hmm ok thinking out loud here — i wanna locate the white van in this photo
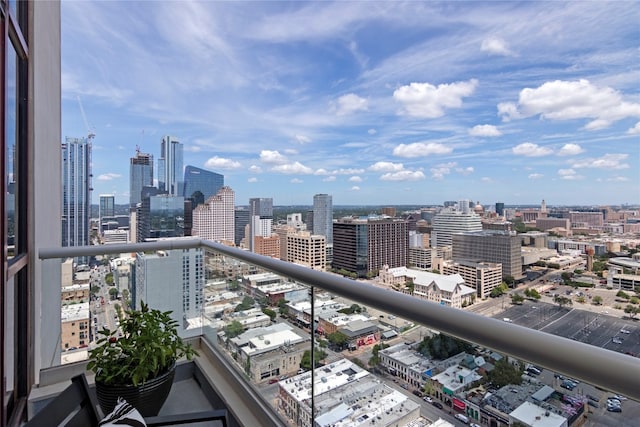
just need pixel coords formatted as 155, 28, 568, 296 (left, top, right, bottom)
454, 413, 469, 424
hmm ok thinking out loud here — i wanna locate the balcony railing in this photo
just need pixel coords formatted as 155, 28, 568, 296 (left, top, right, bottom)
38, 238, 640, 426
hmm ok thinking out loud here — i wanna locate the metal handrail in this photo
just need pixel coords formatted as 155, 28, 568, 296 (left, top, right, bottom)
40, 239, 640, 400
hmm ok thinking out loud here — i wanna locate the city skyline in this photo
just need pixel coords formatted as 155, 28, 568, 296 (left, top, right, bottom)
61, 1, 639, 206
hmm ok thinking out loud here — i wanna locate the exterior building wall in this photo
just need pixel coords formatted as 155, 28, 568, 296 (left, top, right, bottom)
182, 165, 223, 201
254, 235, 280, 258
192, 186, 235, 242
432, 207, 482, 247
452, 231, 522, 279
287, 231, 326, 271
129, 151, 153, 207
441, 260, 502, 299
61, 137, 91, 251
569, 211, 604, 228
313, 194, 333, 244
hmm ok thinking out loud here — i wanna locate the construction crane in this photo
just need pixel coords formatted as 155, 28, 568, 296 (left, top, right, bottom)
76, 95, 95, 141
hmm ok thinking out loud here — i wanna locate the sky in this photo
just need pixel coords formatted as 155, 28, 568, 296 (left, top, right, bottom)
61, 1, 640, 207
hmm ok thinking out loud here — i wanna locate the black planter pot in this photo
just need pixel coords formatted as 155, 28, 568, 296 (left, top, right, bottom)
95, 363, 176, 417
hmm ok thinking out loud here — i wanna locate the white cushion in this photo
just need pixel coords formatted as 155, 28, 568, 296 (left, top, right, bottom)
99, 397, 147, 427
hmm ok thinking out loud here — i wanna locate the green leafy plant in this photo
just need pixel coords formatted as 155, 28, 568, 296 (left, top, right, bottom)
88, 302, 198, 386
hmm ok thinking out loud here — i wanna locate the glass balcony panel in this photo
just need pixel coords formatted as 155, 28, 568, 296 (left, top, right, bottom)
5, 39, 17, 260
4, 275, 15, 406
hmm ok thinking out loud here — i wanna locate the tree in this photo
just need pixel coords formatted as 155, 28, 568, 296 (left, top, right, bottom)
262, 308, 276, 321
616, 290, 630, 299
228, 280, 240, 291
90, 285, 101, 297
277, 298, 289, 316
430, 269, 441, 274
105, 273, 114, 286
576, 296, 586, 304
591, 295, 603, 306
224, 320, 244, 339
487, 359, 523, 388
108, 287, 119, 300
235, 296, 255, 312
326, 331, 349, 350
524, 288, 541, 300
300, 349, 327, 370
630, 296, 639, 305
503, 275, 515, 287
554, 295, 572, 308
511, 293, 525, 305
368, 343, 389, 367
624, 305, 640, 319
417, 333, 473, 360
561, 272, 573, 284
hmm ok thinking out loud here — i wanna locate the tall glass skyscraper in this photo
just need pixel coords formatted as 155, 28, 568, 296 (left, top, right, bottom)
182, 165, 224, 203
313, 193, 333, 244
129, 151, 153, 207
61, 137, 92, 250
158, 136, 183, 196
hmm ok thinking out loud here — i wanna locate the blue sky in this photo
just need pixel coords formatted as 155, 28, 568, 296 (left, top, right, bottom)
61, 1, 640, 207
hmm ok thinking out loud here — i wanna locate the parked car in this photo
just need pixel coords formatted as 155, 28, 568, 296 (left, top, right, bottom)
607, 405, 622, 413
586, 394, 599, 402
423, 396, 433, 403
432, 401, 443, 410
587, 401, 599, 409
412, 390, 422, 397
268, 378, 279, 384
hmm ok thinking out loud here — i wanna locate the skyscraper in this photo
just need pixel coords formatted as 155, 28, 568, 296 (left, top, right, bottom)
332, 217, 408, 278
452, 230, 522, 280
234, 207, 250, 247
182, 165, 224, 203
129, 150, 153, 207
99, 194, 115, 220
313, 194, 333, 244
158, 136, 183, 196
192, 186, 235, 242
61, 137, 92, 250
431, 201, 482, 248
249, 198, 273, 252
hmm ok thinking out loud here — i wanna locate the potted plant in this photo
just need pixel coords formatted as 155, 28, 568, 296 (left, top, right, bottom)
87, 302, 198, 416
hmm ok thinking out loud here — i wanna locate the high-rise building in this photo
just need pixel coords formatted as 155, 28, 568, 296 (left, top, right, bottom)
495, 202, 505, 217
129, 150, 153, 207
333, 217, 408, 278
61, 137, 92, 250
234, 207, 250, 247
182, 165, 224, 203
158, 136, 183, 196
287, 231, 326, 271
431, 201, 482, 248
452, 230, 522, 280
249, 198, 273, 252
135, 247, 204, 332
137, 194, 185, 241
192, 186, 235, 242
99, 194, 115, 222
312, 194, 333, 244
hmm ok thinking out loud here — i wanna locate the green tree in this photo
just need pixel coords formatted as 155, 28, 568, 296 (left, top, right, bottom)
591, 295, 603, 306
576, 296, 586, 304
228, 280, 240, 291
417, 333, 473, 360
105, 273, 114, 286
300, 349, 327, 370
554, 295, 573, 308
487, 359, 524, 388
277, 298, 289, 316
108, 287, 119, 300
262, 308, 276, 321
616, 290, 630, 299
503, 275, 516, 287
561, 272, 573, 284
224, 320, 244, 338
524, 288, 541, 300
368, 343, 389, 367
624, 305, 639, 319
630, 296, 639, 305
511, 293, 525, 305
235, 296, 255, 312
326, 331, 349, 350
90, 285, 101, 297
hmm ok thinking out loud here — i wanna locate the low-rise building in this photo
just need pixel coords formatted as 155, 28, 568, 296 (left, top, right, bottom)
61, 302, 90, 351
379, 343, 436, 389
412, 271, 476, 308
439, 259, 502, 300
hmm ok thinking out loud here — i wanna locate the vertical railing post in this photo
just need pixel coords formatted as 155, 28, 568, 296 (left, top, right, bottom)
310, 285, 315, 425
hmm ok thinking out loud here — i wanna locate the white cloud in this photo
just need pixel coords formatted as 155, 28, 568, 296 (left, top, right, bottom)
322, 176, 336, 182
528, 173, 544, 179
480, 37, 513, 56
393, 142, 452, 158
272, 161, 314, 174
469, 124, 502, 137
627, 122, 640, 134
481, 177, 492, 182
184, 145, 202, 153
571, 153, 629, 170
367, 128, 377, 135
557, 143, 584, 156
248, 165, 262, 173
393, 79, 478, 118
204, 156, 242, 169
350, 186, 360, 191
248, 177, 258, 183
259, 150, 288, 165
557, 168, 583, 180
430, 163, 454, 180
456, 166, 474, 176
368, 161, 404, 172
316, 168, 365, 175
290, 178, 303, 184
512, 142, 553, 157
607, 176, 629, 182
295, 134, 311, 144
498, 79, 640, 129
349, 176, 363, 183
380, 170, 426, 181
333, 93, 368, 116
97, 173, 121, 181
